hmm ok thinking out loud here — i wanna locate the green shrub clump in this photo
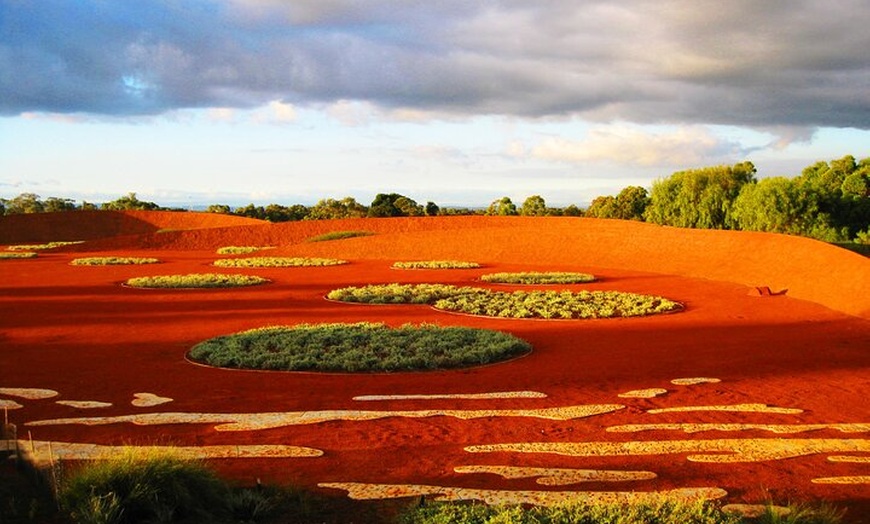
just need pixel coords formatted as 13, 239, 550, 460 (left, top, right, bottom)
434, 290, 681, 319
327, 283, 481, 304
213, 256, 347, 267
59, 449, 229, 524
71, 257, 160, 265
189, 322, 531, 372
0, 251, 38, 259
393, 260, 481, 269
481, 271, 596, 284
7, 241, 83, 250
215, 245, 274, 255
125, 273, 269, 288
307, 230, 374, 242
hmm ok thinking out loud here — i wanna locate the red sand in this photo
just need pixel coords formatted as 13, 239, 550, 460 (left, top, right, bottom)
1, 211, 869, 521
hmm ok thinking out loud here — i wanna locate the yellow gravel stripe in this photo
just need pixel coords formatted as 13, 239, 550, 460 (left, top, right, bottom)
647, 403, 802, 414
353, 391, 547, 401
607, 423, 870, 434
454, 465, 656, 485
0, 388, 59, 399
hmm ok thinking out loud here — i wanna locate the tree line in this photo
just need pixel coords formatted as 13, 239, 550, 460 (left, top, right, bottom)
2, 154, 867, 243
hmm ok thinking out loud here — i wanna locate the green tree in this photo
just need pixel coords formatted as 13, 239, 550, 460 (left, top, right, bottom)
425, 201, 440, 216
519, 195, 548, 216
486, 196, 518, 216
584, 196, 617, 218
393, 196, 424, 216
3, 193, 45, 214
368, 193, 422, 217
43, 197, 78, 212
206, 204, 232, 214
306, 197, 368, 220
561, 204, 583, 217
645, 162, 756, 229
101, 192, 161, 211
234, 204, 265, 219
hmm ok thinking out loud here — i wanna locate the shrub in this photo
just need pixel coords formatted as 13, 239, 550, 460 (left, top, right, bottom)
213, 257, 347, 268
393, 260, 481, 269
70, 257, 160, 265
188, 322, 531, 372
125, 273, 269, 288
215, 246, 274, 255
480, 271, 596, 284
59, 448, 229, 524
307, 231, 374, 242
0, 251, 37, 259
434, 290, 681, 319
7, 241, 83, 250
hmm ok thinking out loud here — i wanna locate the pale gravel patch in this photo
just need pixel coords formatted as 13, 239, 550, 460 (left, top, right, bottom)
607, 423, 870, 434
670, 378, 721, 385
2, 440, 323, 467
0, 400, 23, 410
722, 504, 791, 518
617, 388, 668, 399
647, 403, 802, 414
0, 388, 59, 399
56, 400, 113, 409
318, 482, 726, 506
812, 476, 870, 484
26, 404, 625, 432
131, 393, 173, 407
465, 439, 870, 463
453, 465, 656, 485
353, 391, 547, 401
828, 455, 870, 463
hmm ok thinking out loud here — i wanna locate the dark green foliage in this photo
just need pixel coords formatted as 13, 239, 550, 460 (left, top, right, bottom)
307, 230, 375, 242
480, 271, 595, 284
486, 197, 518, 216
188, 322, 531, 372
305, 197, 368, 220
125, 273, 269, 288
645, 162, 756, 229
100, 192, 162, 211
59, 450, 229, 524
519, 195, 548, 216
369, 193, 424, 217
585, 186, 649, 221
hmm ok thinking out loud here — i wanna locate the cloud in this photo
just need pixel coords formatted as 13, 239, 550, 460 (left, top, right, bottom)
530, 125, 747, 168
2, 1, 869, 128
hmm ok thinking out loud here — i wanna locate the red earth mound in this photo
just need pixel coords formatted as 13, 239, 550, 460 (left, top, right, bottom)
2, 211, 869, 522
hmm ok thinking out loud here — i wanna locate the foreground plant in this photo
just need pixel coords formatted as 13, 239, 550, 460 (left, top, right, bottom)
71, 257, 160, 265
189, 322, 531, 372
481, 271, 596, 284
307, 230, 374, 242
214, 256, 347, 267
393, 260, 481, 269
215, 245, 274, 255
125, 273, 269, 288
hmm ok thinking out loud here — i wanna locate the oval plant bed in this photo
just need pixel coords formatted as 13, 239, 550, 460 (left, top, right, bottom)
480, 271, 596, 284
307, 231, 374, 242
215, 246, 274, 255
71, 257, 160, 265
327, 283, 482, 304
392, 260, 481, 269
125, 273, 269, 289
188, 322, 532, 372
213, 257, 347, 268
434, 290, 682, 319
1, 251, 38, 259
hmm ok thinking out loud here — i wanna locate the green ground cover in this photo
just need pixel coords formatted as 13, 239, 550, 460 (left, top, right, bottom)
125, 273, 269, 288
480, 271, 596, 284
214, 257, 347, 267
393, 260, 481, 269
70, 256, 160, 265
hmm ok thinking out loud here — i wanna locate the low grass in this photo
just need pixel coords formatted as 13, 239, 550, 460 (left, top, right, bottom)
393, 260, 481, 269
215, 245, 274, 255
7, 241, 84, 250
125, 273, 269, 288
214, 256, 348, 268
481, 271, 596, 284
328, 284, 681, 319
59, 448, 229, 524
307, 230, 374, 242
400, 500, 845, 524
0, 251, 38, 259
70, 257, 160, 265
188, 322, 531, 372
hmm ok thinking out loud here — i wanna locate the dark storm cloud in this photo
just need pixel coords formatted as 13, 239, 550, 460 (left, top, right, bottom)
2, 0, 868, 128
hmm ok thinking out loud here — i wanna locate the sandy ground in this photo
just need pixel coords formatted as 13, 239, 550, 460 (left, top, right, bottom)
1, 211, 869, 521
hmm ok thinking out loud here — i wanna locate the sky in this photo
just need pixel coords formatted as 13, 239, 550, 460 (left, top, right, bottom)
1, 1, 869, 208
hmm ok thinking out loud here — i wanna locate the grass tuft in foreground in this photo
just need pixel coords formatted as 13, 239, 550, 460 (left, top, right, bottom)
7, 241, 84, 250
125, 273, 269, 288
0, 251, 38, 259
401, 499, 845, 524
214, 256, 347, 267
307, 230, 374, 242
189, 322, 531, 372
481, 271, 596, 284
71, 257, 160, 265
393, 260, 481, 269
215, 245, 274, 255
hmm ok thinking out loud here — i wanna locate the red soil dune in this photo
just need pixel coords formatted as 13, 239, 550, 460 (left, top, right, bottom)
2, 211, 869, 522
